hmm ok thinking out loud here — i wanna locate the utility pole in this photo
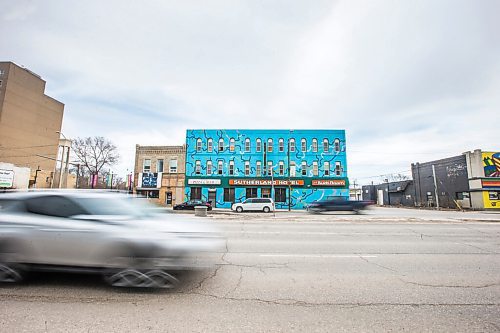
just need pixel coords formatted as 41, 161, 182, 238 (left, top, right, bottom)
432, 164, 440, 209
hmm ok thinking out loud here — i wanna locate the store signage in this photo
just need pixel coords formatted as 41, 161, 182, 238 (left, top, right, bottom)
141, 172, 161, 188
312, 179, 346, 187
0, 169, 14, 188
188, 179, 221, 185
482, 180, 500, 188
229, 179, 304, 186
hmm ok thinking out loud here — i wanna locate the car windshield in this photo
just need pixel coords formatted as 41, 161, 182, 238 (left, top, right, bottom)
77, 197, 154, 217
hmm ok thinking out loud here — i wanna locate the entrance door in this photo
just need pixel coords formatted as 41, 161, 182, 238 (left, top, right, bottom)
377, 189, 384, 205
208, 190, 216, 207
262, 188, 271, 198
166, 192, 173, 205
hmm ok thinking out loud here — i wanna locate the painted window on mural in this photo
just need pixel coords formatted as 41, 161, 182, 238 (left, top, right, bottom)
312, 161, 318, 176
312, 139, 318, 152
207, 139, 213, 152
218, 161, 223, 175
256, 139, 262, 152
230, 138, 235, 152
289, 139, 295, 152
267, 139, 273, 152
268, 161, 273, 175
195, 160, 201, 175
245, 161, 250, 176
245, 138, 250, 152
207, 161, 212, 175
290, 161, 296, 177
219, 139, 224, 152
279, 138, 284, 152
324, 161, 330, 176
334, 139, 340, 152
256, 161, 262, 176
301, 161, 307, 176
301, 139, 307, 152
196, 139, 202, 152
229, 160, 234, 175
335, 161, 342, 176
323, 139, 329, 153
279, 161, 284, 176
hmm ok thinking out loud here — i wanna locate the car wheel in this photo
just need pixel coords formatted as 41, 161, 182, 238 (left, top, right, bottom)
263, 206, 270, 213
236, 206, 243, 213
103, 269, 179, 288
0, 263, 24, 283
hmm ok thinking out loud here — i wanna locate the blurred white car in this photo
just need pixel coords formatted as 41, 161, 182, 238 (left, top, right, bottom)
0, 191, 223, 288
231, 198, 274, 213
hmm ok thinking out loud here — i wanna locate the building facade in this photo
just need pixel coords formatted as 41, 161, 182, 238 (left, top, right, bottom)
0, 62, 64, 188
362, 180, 415, 207
134, 145, 186, 206
184, 129, 348, 210
464, 149, 500, 210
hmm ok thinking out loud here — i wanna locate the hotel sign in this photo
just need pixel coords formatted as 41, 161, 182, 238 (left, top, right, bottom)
229, 179, 304, 186
312, 179, 346, 187
188, 179, 222, 185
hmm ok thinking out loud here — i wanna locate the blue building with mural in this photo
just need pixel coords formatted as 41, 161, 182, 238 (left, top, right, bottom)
184, 129, 348, 210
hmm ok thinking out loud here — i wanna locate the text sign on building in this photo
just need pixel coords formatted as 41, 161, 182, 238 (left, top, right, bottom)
229, 179, 304, 186
0, 169, 14, 188
141, 172, 161, 188
188, 179, 222, 185
312, 179, 346, 187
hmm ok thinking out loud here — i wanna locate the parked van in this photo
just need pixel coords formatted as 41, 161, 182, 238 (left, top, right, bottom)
231, 198, 274, 213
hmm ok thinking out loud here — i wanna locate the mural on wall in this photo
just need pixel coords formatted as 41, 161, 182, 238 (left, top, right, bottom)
483, 152, 500, 177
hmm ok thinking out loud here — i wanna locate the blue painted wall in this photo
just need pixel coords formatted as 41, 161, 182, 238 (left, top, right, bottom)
185, 129, 348, 209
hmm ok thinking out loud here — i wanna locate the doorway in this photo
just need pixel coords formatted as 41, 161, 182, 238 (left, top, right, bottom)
208, 189, 216, 207
262, 188, 271, 198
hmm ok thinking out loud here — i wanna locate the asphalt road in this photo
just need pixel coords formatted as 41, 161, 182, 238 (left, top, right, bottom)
1, 209, 499, 332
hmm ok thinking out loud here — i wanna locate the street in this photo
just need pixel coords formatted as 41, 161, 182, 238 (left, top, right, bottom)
1, 208, 499, 332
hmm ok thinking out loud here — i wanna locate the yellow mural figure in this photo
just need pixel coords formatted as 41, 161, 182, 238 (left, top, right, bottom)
483, 152, 500, 177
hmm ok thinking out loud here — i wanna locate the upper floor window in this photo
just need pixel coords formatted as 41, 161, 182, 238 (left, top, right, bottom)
245, 161, 250, 176
312, 161, 318, 176
268, 161, 273, 175
279, 161, 284, 176
256, 161, 262, 176
218, 139, 224, 152
335, 161, 342, 176
169, 159, 177, 173
245, 138, 250, 152
157, 159, 164, 173
196, 139, 202, 152
301, 161, 307, 176
207, 139, 213, 152
256, 139, 262, 152
229, 160, 234, 175
267, 139, 273, 152
301, 139, 307, 152
323, 139, 329, 153
143, 159, 151, 173
278, 138, 284, 152
195, 160, 201, 175
334, 139, 340, 152
289, 139, 295, 152
312, 139, 318, 152
324, 161, 330, 176
230, 138, 235, 152
218, 161, 223, 175
207, 160, 212, 175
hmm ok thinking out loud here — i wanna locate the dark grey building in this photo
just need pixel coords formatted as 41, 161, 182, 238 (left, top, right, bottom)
362, 180, 415, 206
411, 155, 469, 209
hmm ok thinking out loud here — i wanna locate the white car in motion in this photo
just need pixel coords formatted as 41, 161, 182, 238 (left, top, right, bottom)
231, 198, 275, 213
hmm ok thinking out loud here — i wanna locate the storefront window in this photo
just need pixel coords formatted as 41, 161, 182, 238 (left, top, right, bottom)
246, 188, 258, 198
275, 188, 287, 202
190, 187, 202, 200
224, 188, 235, 202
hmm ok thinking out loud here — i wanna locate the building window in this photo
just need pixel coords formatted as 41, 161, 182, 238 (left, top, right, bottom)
312, 161, 318, 176
279, 138, 284, 152
245, 161, 250, 176
196, 139, 202, 152
224, 188, 235, 203
279, 161, 284, 176
256, 139, 262, 152
229, 160, 234, 175
218, 161, 223, 175
323, 139, 329, 153
230, 138, 235, 152
190, 187, 202, 200
335, 161, 342, 176
290, 161, 296, 177
156, 159, 164, 172
268, 161, 273, 175
246, 188, 258, 198
143, 159, 151, 172
334, 139, 340, 152
275, 188, 287, 203
312, 139, 318, 152
207, 161, 212, 175
195, 160, 201, 175
267, 139, 273, 152
219, 139, 224, 152
256, 161, 262, 176
324, 161, 330, 176
207, 139, 213, 152
301, 139, 307, 152
169, 159, 177, 173
245, 138, 250, 152
301, 161, 307, 176
289, 139, 295, 152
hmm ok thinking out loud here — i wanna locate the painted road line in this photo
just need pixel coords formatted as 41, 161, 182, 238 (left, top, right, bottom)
259, 254, 378, 258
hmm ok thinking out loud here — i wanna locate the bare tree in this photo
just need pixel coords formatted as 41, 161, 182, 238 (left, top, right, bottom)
72, 137, 119, 188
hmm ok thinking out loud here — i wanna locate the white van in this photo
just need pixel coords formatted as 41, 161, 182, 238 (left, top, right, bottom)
231, 198, 275, 213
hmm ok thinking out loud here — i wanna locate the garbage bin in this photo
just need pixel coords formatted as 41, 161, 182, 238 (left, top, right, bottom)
194, 206, 208, 217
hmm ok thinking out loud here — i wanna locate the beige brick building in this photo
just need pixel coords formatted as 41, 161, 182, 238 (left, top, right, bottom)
134, 145, 186, 206
0, 62, 64, 188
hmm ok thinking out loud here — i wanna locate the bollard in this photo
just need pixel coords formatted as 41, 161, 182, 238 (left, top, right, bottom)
194, 206, 208, 217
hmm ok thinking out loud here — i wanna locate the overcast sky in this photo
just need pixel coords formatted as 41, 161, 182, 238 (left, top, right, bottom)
1, 0, 499, 184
